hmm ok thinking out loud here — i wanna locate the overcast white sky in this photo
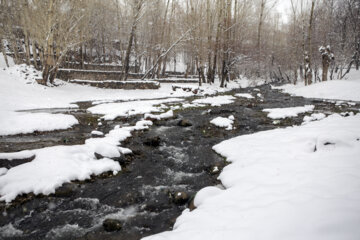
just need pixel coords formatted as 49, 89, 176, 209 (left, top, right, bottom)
275, 0, 293, 23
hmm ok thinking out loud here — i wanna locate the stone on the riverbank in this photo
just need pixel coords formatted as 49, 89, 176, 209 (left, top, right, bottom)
178, 119, 193, 127
53, 183, 75, 198
102, 219, 123, 232
173, 191, 189, 205
143, 136, 161, 147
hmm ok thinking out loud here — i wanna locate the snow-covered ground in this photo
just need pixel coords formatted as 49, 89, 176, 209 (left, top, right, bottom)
144, 70, 360, 240
275, 70, 360, 101
2, 52, 360, 239
145, 113, 360, 240
0, 112, 78, 135
0, 63, 242, 135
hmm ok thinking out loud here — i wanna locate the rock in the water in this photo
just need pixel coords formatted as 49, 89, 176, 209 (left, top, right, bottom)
94, 152, 104, 160
188, 194, 196, 211
246, 103, 257, 108
210, 165, 220, 175
173, 191, 189, 205
143, 136, 161, 147
178, 119, 192, 127
103, 219, 122, 232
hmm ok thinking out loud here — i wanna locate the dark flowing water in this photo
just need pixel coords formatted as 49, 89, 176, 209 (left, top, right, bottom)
0, 85, 358, 240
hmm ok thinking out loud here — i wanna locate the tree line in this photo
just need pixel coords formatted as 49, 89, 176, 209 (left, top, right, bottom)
0, 0, 359, 86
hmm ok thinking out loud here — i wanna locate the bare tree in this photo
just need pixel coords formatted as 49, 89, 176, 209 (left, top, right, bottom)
304, 0, 315, 86
123, 0, 146, 81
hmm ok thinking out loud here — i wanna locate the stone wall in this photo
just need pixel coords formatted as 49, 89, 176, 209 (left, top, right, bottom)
57, 69, 143, 81
69, 80, 160, 89
61, 62, 140, 72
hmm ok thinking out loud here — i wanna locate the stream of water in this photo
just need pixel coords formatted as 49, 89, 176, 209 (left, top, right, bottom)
0, 85, 358, 240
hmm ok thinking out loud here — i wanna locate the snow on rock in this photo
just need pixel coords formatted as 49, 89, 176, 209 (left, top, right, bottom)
303, 113, 326, 124
235, 93, 254, 99
210, 115, 235, 130
0, 112, 78, 136
0, 120, 153, 203
193, 186, 223, 207
91, 130, 104, 136
118, 147, 133, 155
145, 110, 174, 120
145, 114, 360, 240
274, 70, 360, 101
341, 112, 355, 117
181, 102, 206, 109
88, 98, 183, 121
192, 95, 236, 107
263, 105, 315, 119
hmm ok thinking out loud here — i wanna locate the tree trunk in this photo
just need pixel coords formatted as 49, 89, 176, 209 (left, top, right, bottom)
294, 68, 298, 85
80, 44, 84, 69
257, 0, 265, 77
220, 0, 231, 88
9, 37, 20, 64
0, 38, 9, 68
206, 0, 213, 83
305, 0, 315, 86
173, 57, 176, 72
123, 26, 136, 80
211, 0, 224, 84
123, 1, 143, 80
24, 31, 31, 65
32, 40, 39, 69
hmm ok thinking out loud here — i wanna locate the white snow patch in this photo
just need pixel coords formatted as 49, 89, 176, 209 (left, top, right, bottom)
0, 120, 153, 203
192, 95, 236, 107
145, 110, 174, 120
263, 105, 315, 119
91, 130, 104, 136
88, 98, 182, 121
303, 113, 326, 124
118, 147, 133, 155
210, 116, 235, 130
0, 150, 34, 160
274, 70, 360, 101
235, 93, 254, 99
0, 112, 78, 136
145, 114, 360, 240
